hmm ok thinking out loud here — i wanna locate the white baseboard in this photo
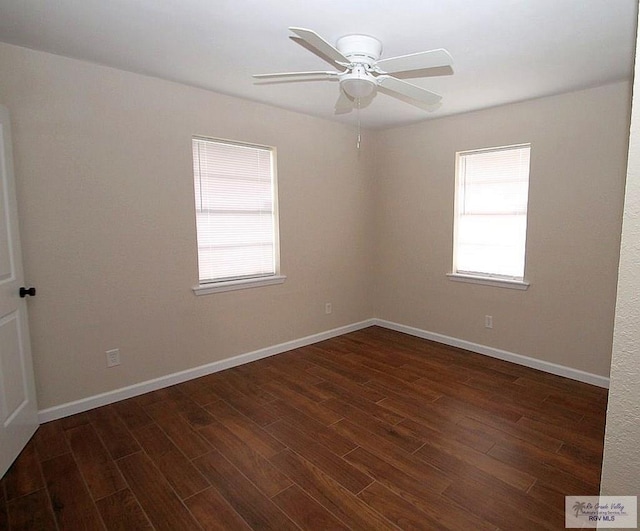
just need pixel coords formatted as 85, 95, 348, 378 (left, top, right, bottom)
38, 319, 376, 423
373, 319, 610, 389
38, 316, 609, 423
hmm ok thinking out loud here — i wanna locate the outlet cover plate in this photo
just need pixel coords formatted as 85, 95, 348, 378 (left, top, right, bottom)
106, 348, 120, 368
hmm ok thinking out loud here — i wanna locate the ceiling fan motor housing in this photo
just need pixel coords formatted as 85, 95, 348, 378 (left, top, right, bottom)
336, 34, 383, 65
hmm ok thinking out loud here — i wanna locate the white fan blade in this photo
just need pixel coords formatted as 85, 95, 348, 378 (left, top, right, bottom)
377, 75, 442, 106
289, 27, 349, 64
376, 49, 453, 74
335, 91, 354, 114
253, 71, 339, 82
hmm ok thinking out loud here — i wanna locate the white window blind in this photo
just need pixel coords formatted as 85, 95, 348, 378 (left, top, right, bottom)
453, 144, 531, 280
192, 137, 278, 284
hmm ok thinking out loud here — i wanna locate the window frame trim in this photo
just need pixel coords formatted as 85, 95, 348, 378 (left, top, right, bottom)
191, 135, 283, 294
451, 142, 532, 286
446, 272, 529, 290
193, 274, 287, 295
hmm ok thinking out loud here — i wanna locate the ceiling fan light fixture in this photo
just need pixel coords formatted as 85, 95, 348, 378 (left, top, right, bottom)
341, 77, 376, 99
340, 64, 376, 99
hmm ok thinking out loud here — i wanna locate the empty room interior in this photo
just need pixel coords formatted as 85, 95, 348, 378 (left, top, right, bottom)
1, 1, 639, 529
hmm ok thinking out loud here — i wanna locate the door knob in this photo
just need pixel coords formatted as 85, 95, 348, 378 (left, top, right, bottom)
19, 286, 36, 298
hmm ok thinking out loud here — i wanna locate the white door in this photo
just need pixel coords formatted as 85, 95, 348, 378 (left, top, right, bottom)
0, 105, 38, 477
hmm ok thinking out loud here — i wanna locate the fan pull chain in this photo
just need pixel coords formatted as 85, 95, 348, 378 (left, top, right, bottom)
356, 99, 361, 150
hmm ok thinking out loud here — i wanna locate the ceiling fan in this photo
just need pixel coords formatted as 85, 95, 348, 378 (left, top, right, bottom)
253, 27, 453, 114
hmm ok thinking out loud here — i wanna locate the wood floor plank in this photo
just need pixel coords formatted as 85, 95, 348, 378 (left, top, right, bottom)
273, 485, 351, 530
268, 399, 357, 456
261, 369, 333, 402
65, 423, 126, 500
212, 390, 283, 427
218, 369, 280, 404
432, 391, 524, 424
194, 450, 298, 531
462, 373, 549, 405
163, 387, 218, 427
376, 394, 463, 434
269, 449, 398, 530
339, 336, 413, 368
456, 414, 563, 453
207, 373, 276, 407
260, 362, 325, 389
362, 479, 498, 531
330, 419, 450, 492
33, 422, 70, 462
111, 397, 154, 431
95, 488, 153, 530
397, 358, 475, 384
398, 416, 495, 454
317, 381, 407, 425
151, 412, 212, 459
0, 479, 7, 530
306, 364, 388, 403
40, 453, 105, 530
184, 487, 252, 531
3, 441, 44, 501
58, 412, 91, 431
177, 377, 222, 407
259, 380, 344, 426
514, 374, 608, 403
487, 438, 601, 488
575, 415, 607, 439
527, 481, 591, 517
414, 431, 537, 493
133, 423, 210, 500
345, 351, 424, 383
198, 420, 292, 498
130, 387, 175, 408
144, 394, 215, 429
265, 347, 318, 371
517, 416, 605, 454
304, 349, 371, 384
343, 446, 448, 504
323, 398, 423, 454
443, 474, 564, 530
557, 441, 603, 468
116, 451, 199, 531
266, 419, 374, 494
205, 400, 286, 458
492, 446, 600, 498
5, 489, 57, 531
88, 405, 141, 460
358, 481, 449, 531
359, 328, 458, 366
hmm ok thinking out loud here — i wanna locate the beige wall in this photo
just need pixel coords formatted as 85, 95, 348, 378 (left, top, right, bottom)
372, 82, 630, 377
0, 41, 631, 412
0, 43, 375, 409
600, 7, 640, 501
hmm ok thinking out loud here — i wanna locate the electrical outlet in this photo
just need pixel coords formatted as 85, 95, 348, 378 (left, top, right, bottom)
106, 348, 120, 368
485, 315, 493, 329
325, 302, 332, 315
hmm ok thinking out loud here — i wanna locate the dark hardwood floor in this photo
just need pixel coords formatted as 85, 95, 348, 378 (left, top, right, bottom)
0, 326, 608, 530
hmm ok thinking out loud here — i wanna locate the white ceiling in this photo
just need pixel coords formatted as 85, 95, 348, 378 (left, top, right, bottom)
0, 0, 637, 129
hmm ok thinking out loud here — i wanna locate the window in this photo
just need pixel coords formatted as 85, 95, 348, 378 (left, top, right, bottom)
192, 136, 283, 294
450, 144, 531, 289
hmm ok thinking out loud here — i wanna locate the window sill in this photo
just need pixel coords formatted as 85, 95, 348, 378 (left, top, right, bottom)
193, 275, 286, 295
446, 273, 530, 290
